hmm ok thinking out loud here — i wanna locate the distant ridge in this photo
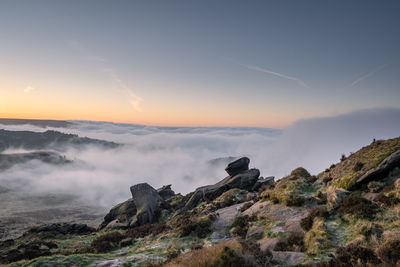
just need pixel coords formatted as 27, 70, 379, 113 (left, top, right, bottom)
0, 118, 72, 128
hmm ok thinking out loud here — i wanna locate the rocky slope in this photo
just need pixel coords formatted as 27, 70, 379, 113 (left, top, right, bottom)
1, 138, 399, 266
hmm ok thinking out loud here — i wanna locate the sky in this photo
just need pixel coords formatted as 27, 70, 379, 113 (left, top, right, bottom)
0, 1, 400, 127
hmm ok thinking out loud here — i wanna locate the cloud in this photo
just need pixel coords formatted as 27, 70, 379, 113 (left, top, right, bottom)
351, 64, 388, 87
227, 58, 309, 88
1, 108, 400, 209
24, 86, 35, 93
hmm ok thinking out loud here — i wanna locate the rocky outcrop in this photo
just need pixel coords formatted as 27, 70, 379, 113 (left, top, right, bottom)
252, 176, 275, 191
99, 199, 137, 230
157, 184, 175, 200
225, 157, 249, 176
351, 150, 400, 190
129, 183, 163, 227
184, 168, 260, 210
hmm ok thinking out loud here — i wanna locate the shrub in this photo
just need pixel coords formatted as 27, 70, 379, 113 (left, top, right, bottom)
275, 232, 305, 252
207, 246, 248, 267
340, 154, 346, 162
91, 231, 125, 253
353, 161, 364, 172
301, 206, 329, 231
338, 195, 378, 219
127, 224, 169, 239
284, 193, 304, 207
322, 176, 332, 184
290, 167, 311, 178
334, 244, 381, 266
179, 214, 217, 238
231, 214, 256, 239
376, 239, 400, 266
239, 239, 273, 266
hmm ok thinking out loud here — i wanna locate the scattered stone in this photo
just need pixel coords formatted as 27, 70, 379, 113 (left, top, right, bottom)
225, 157, 250, 176
258, 237, 280, 252
252, 176, 275, 191
246, 226, 264, 240
184, 168, 260, 210
157, 184, 175, 200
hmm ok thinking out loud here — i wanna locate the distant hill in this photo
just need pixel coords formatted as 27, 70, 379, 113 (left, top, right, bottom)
0, 118, 72, 128
0, 129, 119, 152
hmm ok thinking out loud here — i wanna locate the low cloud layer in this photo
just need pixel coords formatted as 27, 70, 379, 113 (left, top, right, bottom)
1, 108, 400, 209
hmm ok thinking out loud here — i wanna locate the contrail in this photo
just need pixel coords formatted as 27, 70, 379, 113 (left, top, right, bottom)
351, 64, 388, 87
227, 58, 309, 88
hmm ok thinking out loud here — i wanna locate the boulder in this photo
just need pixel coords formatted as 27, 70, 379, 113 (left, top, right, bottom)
225, 157, 250, 176
326, 186, 350, 210
129, 183, 163, 227
252, 176, 275, 191
351, 150, 400, 190
157, 184, 175, 200
99, 199, 137, 230
184, 168, 260, 210
246, 226, 264, 240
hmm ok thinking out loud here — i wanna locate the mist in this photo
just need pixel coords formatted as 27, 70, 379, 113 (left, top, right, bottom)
1, 108, 400, 210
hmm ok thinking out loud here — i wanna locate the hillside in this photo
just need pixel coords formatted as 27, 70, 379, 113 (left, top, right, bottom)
1, 137, 399, 266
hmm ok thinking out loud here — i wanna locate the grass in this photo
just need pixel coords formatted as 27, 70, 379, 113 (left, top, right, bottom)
320, 137, 400, 190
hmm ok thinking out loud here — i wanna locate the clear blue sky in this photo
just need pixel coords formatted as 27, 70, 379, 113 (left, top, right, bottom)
1, 0, 399, 127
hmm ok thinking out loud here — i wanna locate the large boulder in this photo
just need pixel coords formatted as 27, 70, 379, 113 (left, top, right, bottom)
157, 184, 175, 201
351, 150, 400, 190
129, 183, 163, 227
99, 199, 137, 230
225, 157, 250, 177
184, 168, 260, 210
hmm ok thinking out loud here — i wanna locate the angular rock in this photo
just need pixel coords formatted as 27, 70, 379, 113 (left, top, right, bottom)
184, 168, 260, 210
129, 183, 163, 227
352, 150, 400, 190
99, 199, 137, 230
252, 176, 275, 191
225, 157, 250, 176
246, 226, 264, 240
326, 186, 350, 210
157, 184, 175, 201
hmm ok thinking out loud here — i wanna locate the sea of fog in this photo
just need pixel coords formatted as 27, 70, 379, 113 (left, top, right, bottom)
1, 108, 400, 208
